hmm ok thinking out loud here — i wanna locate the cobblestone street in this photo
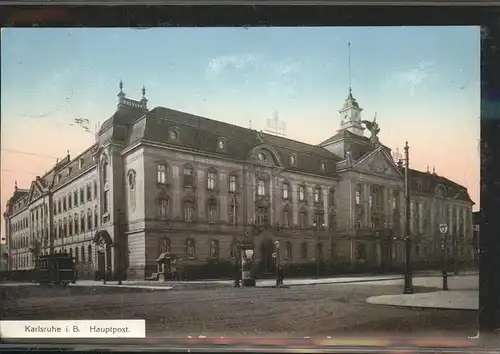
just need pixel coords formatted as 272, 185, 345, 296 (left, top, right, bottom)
1, 281, 477, 338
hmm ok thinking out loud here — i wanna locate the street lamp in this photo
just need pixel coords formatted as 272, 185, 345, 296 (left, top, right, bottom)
439, 223, 449, 291
403, 141, 414, 294
274, 240, 280, 287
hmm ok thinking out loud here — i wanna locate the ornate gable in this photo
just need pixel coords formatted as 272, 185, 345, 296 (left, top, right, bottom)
27, 180, 44, 203
352, 148, 402, 179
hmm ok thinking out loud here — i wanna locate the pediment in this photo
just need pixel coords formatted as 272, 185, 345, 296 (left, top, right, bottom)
353, 148, 402, 178
28, 180, 44, 202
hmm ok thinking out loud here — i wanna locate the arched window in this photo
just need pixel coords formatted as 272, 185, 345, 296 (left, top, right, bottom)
313, 186, 321, 204
87, 244, 92, 263
186, 238, 195, 258
63, 217, 67, 237
87, 183, 92, 201
81, 246, 85, 263
184, 203, 194, 222
93, 180, 97, 199
299, 211, 307, 228
282, 182, 290, 200
257, 179, 265, 196
73, 190, 78, 206
75, 246, 79, 263
58, 220, 63, 239
102, 159, 108, 184
87, 208, 93, 230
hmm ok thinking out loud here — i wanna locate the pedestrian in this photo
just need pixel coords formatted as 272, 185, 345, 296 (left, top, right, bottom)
279, 265, 285, 285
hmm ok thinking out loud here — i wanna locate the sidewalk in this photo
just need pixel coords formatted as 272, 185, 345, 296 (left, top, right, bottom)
366, 274, 479, 310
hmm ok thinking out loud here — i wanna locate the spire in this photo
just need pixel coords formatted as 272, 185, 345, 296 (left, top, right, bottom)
142, 85, 146, 98
348, 42, 351, 94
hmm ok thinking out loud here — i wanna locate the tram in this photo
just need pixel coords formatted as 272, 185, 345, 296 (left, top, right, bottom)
35, 253, 77, 286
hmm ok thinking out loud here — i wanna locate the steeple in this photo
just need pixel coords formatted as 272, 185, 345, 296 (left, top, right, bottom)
337, 42, 364, 136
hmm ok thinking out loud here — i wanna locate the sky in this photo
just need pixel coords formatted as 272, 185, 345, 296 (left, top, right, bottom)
1, 26, 480, 235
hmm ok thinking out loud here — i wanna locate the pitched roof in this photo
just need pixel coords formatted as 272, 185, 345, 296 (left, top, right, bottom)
129, 106, 342, 177
406, 168, 474, 204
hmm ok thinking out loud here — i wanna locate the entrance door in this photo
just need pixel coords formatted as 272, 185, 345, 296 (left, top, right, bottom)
260, 239, 275, 274
97, 251, 105, 280
381, 243, 392, 271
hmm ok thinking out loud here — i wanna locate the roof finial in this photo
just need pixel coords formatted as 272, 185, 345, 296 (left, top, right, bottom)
67, 149, 70, 157
142, 85, 146, 98
348, 42, 351, 95
14, 180, 18, 191
426, 165, 430, 173
432, 166, 436, 174
119, 80, 123, 92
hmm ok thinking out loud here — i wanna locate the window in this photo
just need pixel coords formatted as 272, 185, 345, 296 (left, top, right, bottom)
80, 212, 85, 232
329, 189, 335, 207
283, 210, 290, 227
289, 154, 296, 165
210, 239, 219, 259
217, 139, 225, 150
75, 247, 79, 263
87, 209, 92, 230
68, 193, 72, 209
299, 212, 307, 228
69, 248, 73, 258
103, 190, 109, 213
314, 187, 321, 203
257, 179, 265, 196
356, 189, 361, 205
87, 183, 92, 201
320, 162, 326, 171
184, 206, 194, 222
208, 204, 217, 223
81, 246, 85, 263
102, 160, 108, 183
93, 208, 99, 228
256, 207, 269, 227
299, 185, 305, 201
285, 241, 293, 259
183, 166, 193, 186
169, 130, 178, 140
160, 238, 171, 254
80, 187, 84, 205
58, 200, 61, 214
93, 181, 97, 199
301, 242, 308, 259
282, 182, 289, 199
356, 243, 367, 260
159, 197, 169, 221
186, 238, 195, 258
79, 158, 84, 170
73, 190, 78, 206
229, 175, 237, 193
330, 243, 337, 259
53, 201, 57, 215
74, 213, 79, 234
157, 164, 167, 184
316, 243, 324, 261
207, 171, 216, 190
68, 217, 73, 236
329, 214, 336, 231
88, 245, 92, 264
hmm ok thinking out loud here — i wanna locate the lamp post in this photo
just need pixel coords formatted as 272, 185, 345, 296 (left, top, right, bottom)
313, 219, 325, 278
403, 141, 414, 294
274, 240, 280, 287
439, 223, 449, 291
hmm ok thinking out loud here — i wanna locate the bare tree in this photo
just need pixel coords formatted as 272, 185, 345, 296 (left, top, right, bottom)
29, 239, 42, 263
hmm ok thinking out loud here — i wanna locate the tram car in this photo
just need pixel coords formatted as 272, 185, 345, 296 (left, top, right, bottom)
35, 253, 78, 286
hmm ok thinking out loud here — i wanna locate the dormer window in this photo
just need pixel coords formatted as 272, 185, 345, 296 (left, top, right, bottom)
320, 161, 326, 171
289, 154, 297, 166
66, 167, 72, 177
217, 138, 226, 151
79, 158, 84, 170
258, 152, 266, 162
169, 129, 179, 140
57, 174, 62, 183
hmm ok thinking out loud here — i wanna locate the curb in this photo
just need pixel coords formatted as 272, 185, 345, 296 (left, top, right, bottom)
366, 301, 478, 312
257, 276, 404, 288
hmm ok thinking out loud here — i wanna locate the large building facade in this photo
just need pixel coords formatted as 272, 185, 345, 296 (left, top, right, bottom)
3, 83, 475, 280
